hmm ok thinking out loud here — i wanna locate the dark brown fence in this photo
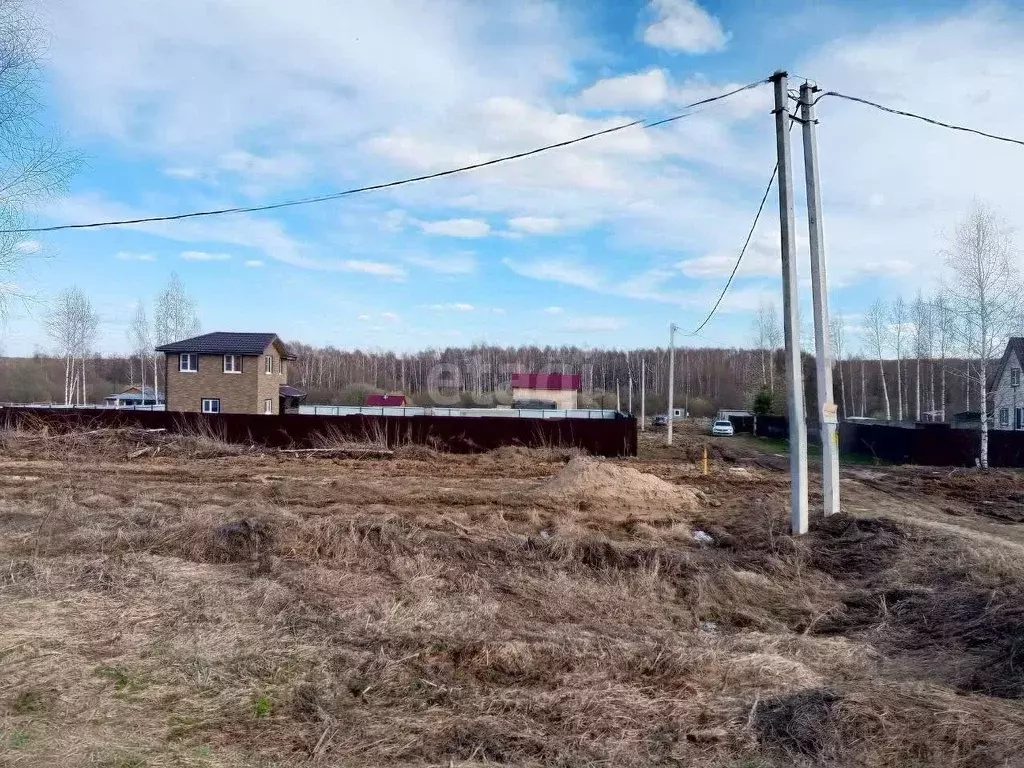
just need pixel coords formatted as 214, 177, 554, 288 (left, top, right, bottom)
0, 407, 637, 458
840, 421, 1024, 467
753, 415, 789, 440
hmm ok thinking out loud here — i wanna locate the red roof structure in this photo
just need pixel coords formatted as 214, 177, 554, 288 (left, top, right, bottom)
510, 373, 581, 391
365, 393, 408, 407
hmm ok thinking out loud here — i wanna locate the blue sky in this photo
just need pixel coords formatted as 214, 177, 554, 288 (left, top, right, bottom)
3, 0, 1024, 355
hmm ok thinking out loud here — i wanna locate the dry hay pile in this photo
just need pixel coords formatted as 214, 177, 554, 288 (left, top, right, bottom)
537, 456, 701, 522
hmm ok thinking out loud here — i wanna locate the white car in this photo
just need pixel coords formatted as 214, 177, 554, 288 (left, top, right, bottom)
711, 419, 734, 436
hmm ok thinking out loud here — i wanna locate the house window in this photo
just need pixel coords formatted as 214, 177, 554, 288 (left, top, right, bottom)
264, 398, 273, 414
265, 355, 274, 374
179, 353, 198, 373
1012, 368, 1021, 387
1000, 407, 1010, 427
223, 355, 242, 373
201, 398, 220, 414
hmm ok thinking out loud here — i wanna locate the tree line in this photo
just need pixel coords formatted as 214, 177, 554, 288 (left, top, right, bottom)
1, 204, 1017, 469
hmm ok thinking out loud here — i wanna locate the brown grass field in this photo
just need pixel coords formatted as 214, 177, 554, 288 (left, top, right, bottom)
4, 423, 1024, 767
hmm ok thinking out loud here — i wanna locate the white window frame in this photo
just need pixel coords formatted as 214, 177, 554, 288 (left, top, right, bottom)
201, 398, 220, 414
1012, 368, 1021, 388
999, 407, 1010, 426
179, 353, 198, 373
223, 354, 242, 374
265, 355, 274, 375
264, 398, 273, 415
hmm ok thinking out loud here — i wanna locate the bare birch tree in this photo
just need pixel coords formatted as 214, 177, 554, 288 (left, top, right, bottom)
911, 291, 932, 421
753, 301, 781, 394
934, 293, 951, 421
866, 298, 892, 420
153, 272, 201, 399
0, 1, 79, 318
831, 315, 848, 418
942, 203, 1022, 468
890, 296, 908, 421
128, 300, 152, 394
45, 286, 97, 405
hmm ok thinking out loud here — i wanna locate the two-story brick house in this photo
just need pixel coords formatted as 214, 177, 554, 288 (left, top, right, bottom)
990, 337, 1024, 431
155, 332, 296, 415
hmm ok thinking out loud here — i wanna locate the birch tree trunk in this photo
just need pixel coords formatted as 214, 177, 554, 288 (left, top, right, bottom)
879, 359, 891, 420
895, 358, 902, 421
915, 357, 921, 422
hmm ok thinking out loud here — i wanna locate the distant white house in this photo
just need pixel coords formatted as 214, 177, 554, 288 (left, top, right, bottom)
103, 385, 162, 408
990, 338, 1024, 431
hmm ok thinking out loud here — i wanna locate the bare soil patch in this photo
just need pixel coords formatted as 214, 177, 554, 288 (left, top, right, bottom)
537, 457, 702, 521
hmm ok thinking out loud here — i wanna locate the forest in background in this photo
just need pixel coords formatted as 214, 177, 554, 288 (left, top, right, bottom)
0, 341, 976, 422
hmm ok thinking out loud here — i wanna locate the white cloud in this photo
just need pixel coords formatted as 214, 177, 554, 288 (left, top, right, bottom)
641, 0, 729, 54
561, 315, 626, 333
244, 259, 264, 268
115, 251, 156, 261
47, 1, 576, 154
339, 260, 406, 279
507, 216, 567, 235
164, 167, 201, 180
491, 307, 506, 314
217, 149, 309, 185
357, 314, 371, 321
380, 311, 400, 321
425, 302, 475, 311
418, 218, 491, 238
502, 257, 602, 290
543, 306, 564, 314
677, 234, 779, 279
181, 250, 231, 261
403, 252, 477, 274
15, 240, 41, 254
577, 69, 670, 109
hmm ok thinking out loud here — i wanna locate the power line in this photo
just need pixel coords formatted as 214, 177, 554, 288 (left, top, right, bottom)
689, 162, 778, 336
814, 90, 1024, 148
5, 79, 769, 235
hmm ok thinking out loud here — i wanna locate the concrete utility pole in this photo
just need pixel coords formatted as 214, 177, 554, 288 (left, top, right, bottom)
771, 71, 809, 535
641, 358, 646, 430
800, 81, 840, 517
667, 323, 678, 446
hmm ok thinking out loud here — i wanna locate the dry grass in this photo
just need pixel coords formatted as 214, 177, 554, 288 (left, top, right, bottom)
3, 437, 1024, 766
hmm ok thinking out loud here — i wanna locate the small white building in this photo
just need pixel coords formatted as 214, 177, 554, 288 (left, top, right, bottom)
103, 385, 163, 408
991, 337, 1024, 430
510, 373, 580, 410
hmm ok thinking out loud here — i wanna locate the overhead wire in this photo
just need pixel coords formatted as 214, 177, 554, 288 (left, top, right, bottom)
688, 162, 778, 336
688, 111, 796, 336
689, 83, 1024, 336
812, 90, 1024, 148
4, 79, 770, 235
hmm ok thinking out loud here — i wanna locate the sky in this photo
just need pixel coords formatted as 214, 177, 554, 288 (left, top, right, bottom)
3, 0, 1024, 356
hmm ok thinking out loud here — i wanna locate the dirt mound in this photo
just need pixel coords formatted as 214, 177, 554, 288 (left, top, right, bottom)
537, 457, 701, 520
